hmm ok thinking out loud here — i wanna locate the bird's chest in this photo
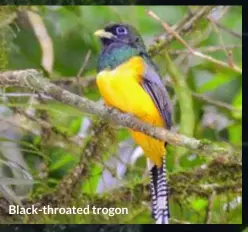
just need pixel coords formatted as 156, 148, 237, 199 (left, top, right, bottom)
96, 67, 141, 111
96, 57, 163, 126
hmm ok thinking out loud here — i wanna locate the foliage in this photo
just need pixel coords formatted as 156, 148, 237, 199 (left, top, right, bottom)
0, 6, 242, 224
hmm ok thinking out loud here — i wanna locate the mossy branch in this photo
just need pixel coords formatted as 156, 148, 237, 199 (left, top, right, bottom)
55, 120, 116, 207
0, 154, 241, 223
0, 69, 241, 163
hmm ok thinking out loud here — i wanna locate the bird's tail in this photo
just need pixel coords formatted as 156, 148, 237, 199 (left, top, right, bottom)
149, 156, 170, 224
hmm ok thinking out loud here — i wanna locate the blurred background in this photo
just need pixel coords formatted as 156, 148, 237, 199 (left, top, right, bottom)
0, 6, 242, 224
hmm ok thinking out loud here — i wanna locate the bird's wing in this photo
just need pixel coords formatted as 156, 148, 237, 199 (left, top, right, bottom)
141, 64, 172, 129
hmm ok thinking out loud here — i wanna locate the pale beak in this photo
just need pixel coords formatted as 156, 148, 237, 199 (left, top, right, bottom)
94, 29, 116, 39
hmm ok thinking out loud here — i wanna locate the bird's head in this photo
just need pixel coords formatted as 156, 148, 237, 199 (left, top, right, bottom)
94, 23, 146, 50
94, 23, 149, 71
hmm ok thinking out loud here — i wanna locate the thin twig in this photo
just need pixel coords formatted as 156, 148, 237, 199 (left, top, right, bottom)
208, 15, 229, 57
193, 50, 242, 73
227, 50, 234, 68
53, 75, 95, 87
147, 10, 242, 74
147, 10, 194, 54
164, 79, 241, 113
14, 108, 82, 146
148, 6, 216, 56
192, 92, 241, 113
212, 20, 242, 40
204, 191, 216, 224
0, 93, 52, 99
168, 44, 241, 55
76, 50, 92, 96
0, 115, 39, 137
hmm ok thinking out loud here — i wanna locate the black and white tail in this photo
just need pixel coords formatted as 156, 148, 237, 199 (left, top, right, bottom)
149, 156, 169, 224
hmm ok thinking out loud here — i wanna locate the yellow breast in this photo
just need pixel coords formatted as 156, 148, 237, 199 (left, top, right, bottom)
96, 56, 165, 167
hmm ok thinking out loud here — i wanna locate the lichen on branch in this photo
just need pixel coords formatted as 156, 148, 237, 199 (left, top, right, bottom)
0, 69, 241, 164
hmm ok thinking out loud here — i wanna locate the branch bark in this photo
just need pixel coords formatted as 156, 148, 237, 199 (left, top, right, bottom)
0, 69, 241, 163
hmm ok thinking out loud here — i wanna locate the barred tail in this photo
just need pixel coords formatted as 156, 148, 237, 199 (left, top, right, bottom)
149, 156, 170, 224
150, 165, 158, 219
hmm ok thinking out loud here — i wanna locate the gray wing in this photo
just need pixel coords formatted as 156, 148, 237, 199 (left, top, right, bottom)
141, 65, 172, 129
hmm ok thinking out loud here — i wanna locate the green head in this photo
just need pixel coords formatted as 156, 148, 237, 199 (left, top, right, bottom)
94, 23, 147, 71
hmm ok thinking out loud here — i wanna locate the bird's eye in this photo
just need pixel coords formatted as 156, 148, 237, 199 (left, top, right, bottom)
116, 26, 128, 35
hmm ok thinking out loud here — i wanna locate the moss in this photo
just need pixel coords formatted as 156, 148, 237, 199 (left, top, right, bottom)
0, 7, 10, 71
200, 139, 212, 145
0, 6, 31, 71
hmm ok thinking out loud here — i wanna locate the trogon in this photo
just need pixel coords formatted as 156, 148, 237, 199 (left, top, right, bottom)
94, 23, 172, 224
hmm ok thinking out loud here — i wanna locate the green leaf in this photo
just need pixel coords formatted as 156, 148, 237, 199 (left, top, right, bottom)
198, 72, 234, 93
191, 198, 208, 211
69, 117, 83, 134
49, 154, 76, 171
82, 163, 102, 194
228, 124, 241, 146
117, 128, 130, 141
232, 88, 242, 119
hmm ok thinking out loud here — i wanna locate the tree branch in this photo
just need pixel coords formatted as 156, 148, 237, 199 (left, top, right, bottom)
147, 9, 242, 74
147, 6, 216, 57
0, 154, 241, 222
0, 69, 241, 162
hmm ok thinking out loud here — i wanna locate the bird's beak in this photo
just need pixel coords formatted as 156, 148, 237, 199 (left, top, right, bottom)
94, 29, 116, 39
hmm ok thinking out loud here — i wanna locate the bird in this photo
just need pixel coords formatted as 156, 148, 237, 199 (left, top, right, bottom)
94, 23, 172, 224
